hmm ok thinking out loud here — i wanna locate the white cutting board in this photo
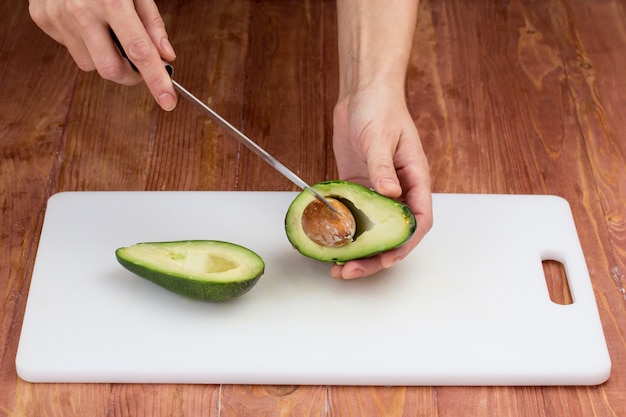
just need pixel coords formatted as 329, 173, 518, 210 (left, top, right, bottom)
16, 192, 611, 385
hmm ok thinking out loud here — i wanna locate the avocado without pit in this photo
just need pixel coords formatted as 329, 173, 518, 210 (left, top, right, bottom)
116, 240, 265, 301
285, 180, 416, 263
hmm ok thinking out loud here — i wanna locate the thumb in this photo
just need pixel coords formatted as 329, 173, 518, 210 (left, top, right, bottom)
366, 140, 402, 199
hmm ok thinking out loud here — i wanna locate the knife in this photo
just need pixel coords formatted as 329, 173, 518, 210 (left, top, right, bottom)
111, 31, 337, 212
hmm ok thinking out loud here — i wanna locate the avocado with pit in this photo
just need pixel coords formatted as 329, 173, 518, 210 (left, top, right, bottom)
284, 180, 416, 263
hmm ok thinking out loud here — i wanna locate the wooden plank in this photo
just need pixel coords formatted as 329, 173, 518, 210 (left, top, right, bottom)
220, 385, 327, 417
566, 0, 626, 300
106, 384, 220, 417
563, 0, 626, 413
329, 386, 439, 417
56, 73, 158, 191
148, 0, 251, 192
0, 1, 83, 414
236, 0, 331, 191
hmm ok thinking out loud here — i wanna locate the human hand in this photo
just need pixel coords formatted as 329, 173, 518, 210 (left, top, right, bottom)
330, 85, 433, 279
29, 0, 177, 111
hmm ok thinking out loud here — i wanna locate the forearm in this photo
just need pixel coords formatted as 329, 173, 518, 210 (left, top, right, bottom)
336, 0, 419, 99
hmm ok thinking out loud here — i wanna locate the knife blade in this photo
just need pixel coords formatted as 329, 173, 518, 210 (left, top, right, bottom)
110, 30, 337, 212
169, 75, 337, 211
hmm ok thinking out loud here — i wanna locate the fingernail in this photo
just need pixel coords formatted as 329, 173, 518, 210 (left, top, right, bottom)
158, 93, 177, 111
161, 38, 176, 58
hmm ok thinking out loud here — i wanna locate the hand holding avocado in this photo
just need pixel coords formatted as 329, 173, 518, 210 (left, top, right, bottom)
331, 89, 432, 279
331, 0, 432, 279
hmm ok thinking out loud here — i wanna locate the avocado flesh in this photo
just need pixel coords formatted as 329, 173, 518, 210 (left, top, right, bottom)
285, 180, 416, 262
116, 240, 265, 301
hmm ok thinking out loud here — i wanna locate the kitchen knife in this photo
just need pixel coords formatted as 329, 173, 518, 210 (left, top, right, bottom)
111, 31, 337, 212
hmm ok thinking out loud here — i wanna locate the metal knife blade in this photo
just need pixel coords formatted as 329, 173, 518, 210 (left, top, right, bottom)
169, 75, 336, 211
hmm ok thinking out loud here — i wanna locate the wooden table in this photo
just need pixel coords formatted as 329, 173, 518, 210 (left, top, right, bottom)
2, 0, 625, 415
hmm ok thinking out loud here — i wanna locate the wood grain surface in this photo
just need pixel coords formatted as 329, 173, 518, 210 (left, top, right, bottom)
2, 0, 625, 415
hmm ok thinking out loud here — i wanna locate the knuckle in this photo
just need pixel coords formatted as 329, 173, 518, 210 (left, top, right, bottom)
28, 2, 46, 26
148, 14, 166, 31
99, 64, 140, 86
64, 0, 88, 19
98, 59, 125, 81
30, 0, 63, 30
126, 38, 155, 64
377, 160, 396, 172
75, 58, 96, 72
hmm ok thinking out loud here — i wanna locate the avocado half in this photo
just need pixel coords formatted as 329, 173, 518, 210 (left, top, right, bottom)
116, 240, 265, 301
284, 180, 417, 262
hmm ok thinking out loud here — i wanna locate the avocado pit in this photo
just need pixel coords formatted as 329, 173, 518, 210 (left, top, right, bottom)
301, 197, 356, 247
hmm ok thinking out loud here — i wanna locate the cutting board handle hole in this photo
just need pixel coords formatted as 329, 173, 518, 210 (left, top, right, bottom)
542, 259, 573, 305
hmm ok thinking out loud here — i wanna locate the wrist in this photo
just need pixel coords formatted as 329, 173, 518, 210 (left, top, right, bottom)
336, 0, 418, 101
338, 74, 407, 105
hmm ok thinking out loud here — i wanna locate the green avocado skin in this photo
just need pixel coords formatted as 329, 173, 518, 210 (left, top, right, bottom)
284, 180, 417, 263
